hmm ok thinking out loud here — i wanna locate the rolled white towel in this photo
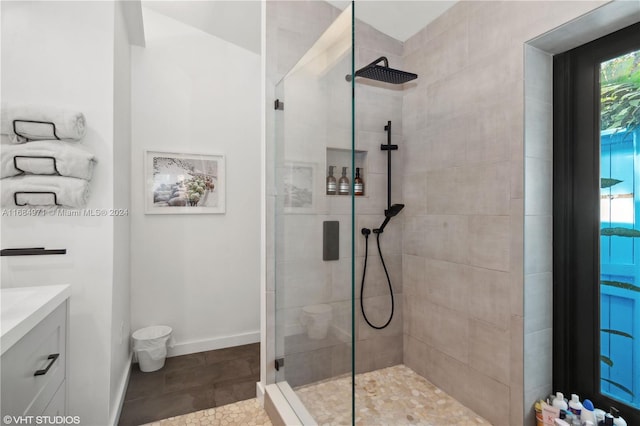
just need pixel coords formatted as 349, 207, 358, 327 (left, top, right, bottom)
1, 140, 96, 180
1, 104, 86, 143
1, 175, 90, 208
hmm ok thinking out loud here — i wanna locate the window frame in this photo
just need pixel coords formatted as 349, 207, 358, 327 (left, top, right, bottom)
553, 21, 640, 424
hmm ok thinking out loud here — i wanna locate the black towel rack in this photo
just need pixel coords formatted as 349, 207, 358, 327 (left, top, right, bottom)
1, 247, 66, 256
14, 191, 60, 206
14, 155, 62, 176
12, 119, 61, 140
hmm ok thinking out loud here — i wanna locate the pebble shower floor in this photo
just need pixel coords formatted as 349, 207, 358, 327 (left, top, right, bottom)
296, 365, 490, 425
141, 399, 271, 426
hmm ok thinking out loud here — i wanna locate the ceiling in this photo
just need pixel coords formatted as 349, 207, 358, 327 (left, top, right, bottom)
143, 1, 261, 54
142, 1, 456, 54
327, 1, 456, 42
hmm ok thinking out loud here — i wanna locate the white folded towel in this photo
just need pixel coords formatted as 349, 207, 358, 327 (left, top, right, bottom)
1, 140, 96, 180
1, 175, 90, 208
1, 104, 86, 143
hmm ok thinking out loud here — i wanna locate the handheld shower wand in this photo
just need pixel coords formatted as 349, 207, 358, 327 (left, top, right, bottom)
360, 121, 405, 329
374, 203, 405, 234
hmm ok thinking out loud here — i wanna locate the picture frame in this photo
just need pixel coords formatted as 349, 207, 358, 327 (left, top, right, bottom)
283, 161, 316, 214
144, 150, 225, 214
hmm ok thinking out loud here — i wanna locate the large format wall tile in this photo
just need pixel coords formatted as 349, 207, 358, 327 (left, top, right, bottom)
400, 2, 605, 424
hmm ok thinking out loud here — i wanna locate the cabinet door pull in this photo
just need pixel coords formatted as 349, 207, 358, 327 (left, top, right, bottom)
34, 353, 60, 376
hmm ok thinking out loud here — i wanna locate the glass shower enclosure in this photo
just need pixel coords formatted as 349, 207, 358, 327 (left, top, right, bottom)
272, 4, 354, 422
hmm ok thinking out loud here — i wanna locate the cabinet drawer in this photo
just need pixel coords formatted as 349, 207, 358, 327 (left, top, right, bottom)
1, 302, 66, 416
41, 380, 65, 417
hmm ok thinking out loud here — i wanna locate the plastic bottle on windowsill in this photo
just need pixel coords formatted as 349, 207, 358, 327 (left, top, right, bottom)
566, 412, 581, 426
599, 412, 614, 426
610, 407, 627, 426
569, 394, 583, 417
581, 399, 597, 425
553, 392, 569, 411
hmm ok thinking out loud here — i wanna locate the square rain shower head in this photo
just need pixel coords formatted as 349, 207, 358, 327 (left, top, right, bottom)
346, 56, 418, 85
355, 65, 418, 84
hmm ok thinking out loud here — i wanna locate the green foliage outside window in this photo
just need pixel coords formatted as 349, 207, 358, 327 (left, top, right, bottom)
601, 51, 640, 133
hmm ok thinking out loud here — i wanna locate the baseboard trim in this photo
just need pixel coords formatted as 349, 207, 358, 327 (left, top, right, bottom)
167, 331, 260, 357
110, 352, 133, 426
256, 381, 265, 404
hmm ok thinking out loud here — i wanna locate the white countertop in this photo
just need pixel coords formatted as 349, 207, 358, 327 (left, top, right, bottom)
1, 284, 70, 355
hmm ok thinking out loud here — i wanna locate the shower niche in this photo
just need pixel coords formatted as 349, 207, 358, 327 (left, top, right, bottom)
326, 147, 367, 197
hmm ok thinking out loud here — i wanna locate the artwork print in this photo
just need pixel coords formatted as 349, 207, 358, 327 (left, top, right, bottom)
145, 151, 225, 214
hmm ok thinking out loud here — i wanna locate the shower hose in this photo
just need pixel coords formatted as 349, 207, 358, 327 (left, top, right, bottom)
360, 230, 395, 329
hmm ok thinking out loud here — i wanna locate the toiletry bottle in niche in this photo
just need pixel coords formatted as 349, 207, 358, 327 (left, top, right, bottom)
354, 167, 364, 196
338, 167, 350, 195
326, 165, 337, 195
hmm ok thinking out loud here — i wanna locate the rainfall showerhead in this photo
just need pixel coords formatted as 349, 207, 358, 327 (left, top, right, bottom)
346, 57, 417, 85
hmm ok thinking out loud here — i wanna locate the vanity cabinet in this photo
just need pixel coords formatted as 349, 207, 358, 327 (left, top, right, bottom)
1, 301, 67, 417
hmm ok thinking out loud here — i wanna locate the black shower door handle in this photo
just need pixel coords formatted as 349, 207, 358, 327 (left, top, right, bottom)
34, 353, 60, 376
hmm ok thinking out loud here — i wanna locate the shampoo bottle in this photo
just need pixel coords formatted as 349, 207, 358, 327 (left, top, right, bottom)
581, 399, 597, 425
564, 412, 579, 426
610, 407, 627, 426
569, 394, 583, 417
338, 167, 350, 195
599, 412, 614, 426
354, 167, 364, 196
326, 166, 337, 195
594, 409, 606, 424
553, 392, 569, 411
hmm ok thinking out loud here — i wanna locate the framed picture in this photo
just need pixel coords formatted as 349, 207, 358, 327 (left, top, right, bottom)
283, 161, 316, 214
145, 150, 225, 214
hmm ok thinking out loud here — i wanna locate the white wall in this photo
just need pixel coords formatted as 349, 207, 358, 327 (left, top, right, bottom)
0, 2, 124, 424
111, 0, 133, 422
130, 8, 261, 355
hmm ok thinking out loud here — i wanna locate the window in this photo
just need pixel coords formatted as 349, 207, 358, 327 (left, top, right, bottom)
554, 22, 640, 424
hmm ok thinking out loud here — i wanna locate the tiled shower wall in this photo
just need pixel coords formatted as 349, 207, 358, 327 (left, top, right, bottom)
401, 2, 604, 425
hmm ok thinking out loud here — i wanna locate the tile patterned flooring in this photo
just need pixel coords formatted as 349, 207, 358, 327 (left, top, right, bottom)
141, 398, 272, 426
296, 365, 490, 425
154, 364, 491, 425
118, 343, 260, 426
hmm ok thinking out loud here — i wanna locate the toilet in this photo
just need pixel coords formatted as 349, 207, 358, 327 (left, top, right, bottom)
301, 304, 333, 340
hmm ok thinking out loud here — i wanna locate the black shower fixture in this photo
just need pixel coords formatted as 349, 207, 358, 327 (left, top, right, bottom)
373, 121, 402, 234
375, 203, 405, 234
360, 121, 405, 330
346, 56, 418, 84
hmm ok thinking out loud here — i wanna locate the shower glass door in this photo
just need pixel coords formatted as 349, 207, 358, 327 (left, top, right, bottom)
273, 5, 354, 422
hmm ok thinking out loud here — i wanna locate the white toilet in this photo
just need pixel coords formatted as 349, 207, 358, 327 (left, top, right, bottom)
301, 304, 333, 340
